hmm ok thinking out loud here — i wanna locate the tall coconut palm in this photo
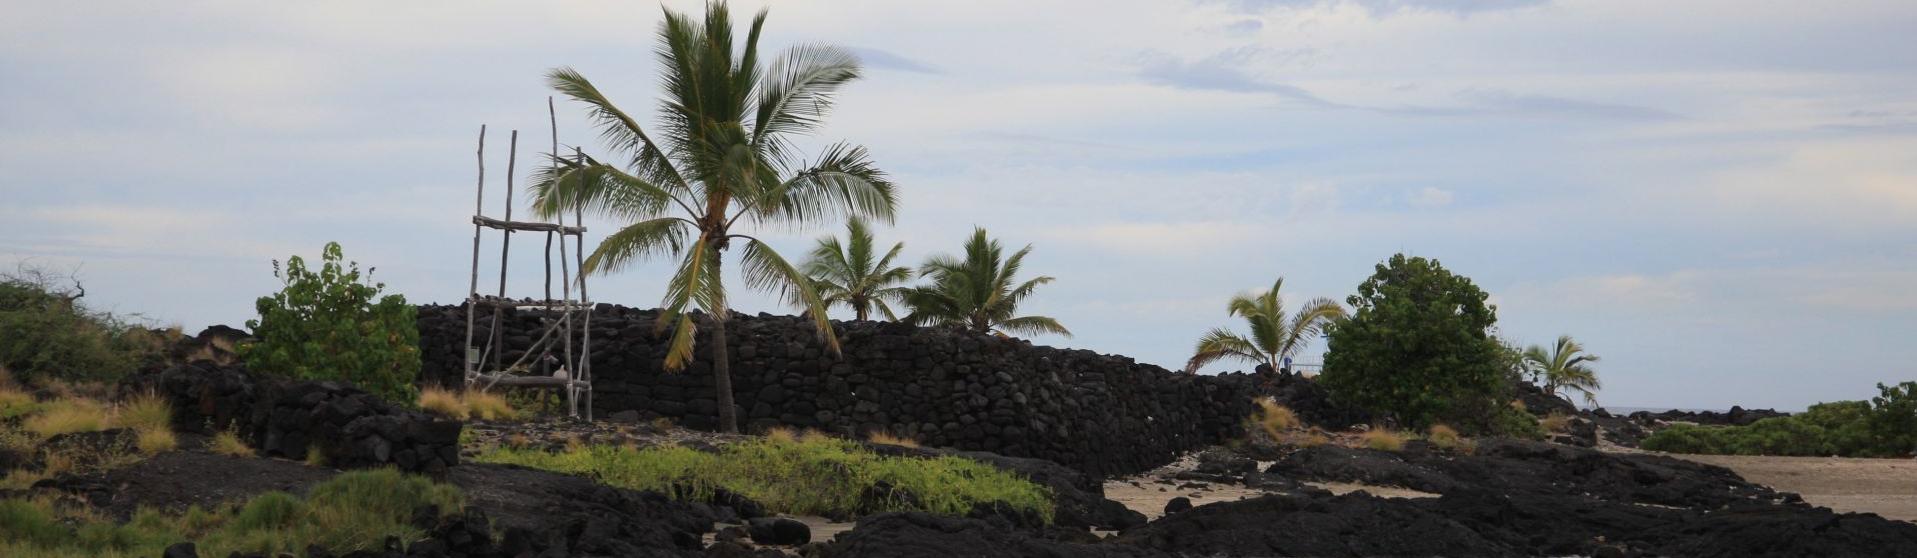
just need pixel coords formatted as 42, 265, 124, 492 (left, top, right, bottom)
902, 228, 1069, 337
1184, 278, 1345, 375
529, 3, 896, 433
800, 217, 912, 321
1523, 335, 1602, 406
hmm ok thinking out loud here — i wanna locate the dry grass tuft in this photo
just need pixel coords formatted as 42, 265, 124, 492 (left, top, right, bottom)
115, 392, 174, 434
25, 398, 109, 438
210, 429, 254, 457
418, 387, 466, 418
418, 387, 519, 421
1361, 428, 1408, 452
866, 431, 920, 448
137, 427, 178, 456
304, 444, 328, 467
0, 468, 46, 490
1427, 424, 1474, 453
1540, 413, 1572, 434
1297, 432, 1331, 447
462, 390, 517, 421
1250, 399, 1300, 440
764, 426, 798, 444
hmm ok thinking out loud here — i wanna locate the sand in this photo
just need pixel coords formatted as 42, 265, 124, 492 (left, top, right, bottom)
1667, 453, 1917, 522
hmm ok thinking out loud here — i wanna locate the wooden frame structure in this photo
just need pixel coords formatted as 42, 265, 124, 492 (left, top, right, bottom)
462, 110, 593, 420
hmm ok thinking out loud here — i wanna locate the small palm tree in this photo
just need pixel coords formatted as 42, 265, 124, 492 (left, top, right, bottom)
1523, 335, 1602, 406
1184, 278, 1345, 375
902, 228, 1069, 338
529, 3, 896, 433
800, 217, 913, 321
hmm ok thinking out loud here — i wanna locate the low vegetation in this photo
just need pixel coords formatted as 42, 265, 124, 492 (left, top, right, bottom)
1643, 382, 1917, 458
1426, 424, 1472, 453
0, 469, 461, 558
209, 430, 253, 458
1361, 428, 1409, 452
417, 387, 519, 421
241, 242, 421, 405
865, 431, 920, 448
475, 430, 1053, 522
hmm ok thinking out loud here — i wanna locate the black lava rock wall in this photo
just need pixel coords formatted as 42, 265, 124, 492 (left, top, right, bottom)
418, 304, 1264, 478
123, 362, 462, 475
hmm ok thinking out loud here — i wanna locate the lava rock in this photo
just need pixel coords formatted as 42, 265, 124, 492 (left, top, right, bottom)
747, 517, 811, 546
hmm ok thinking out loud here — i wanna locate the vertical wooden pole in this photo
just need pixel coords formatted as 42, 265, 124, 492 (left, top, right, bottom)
490, 131, 518, 372
557, 149, 577, 419
464, 125, 486, 385
573, 148, 593, 421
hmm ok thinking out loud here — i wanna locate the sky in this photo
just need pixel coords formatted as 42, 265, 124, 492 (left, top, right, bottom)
2, 0, 1914, 411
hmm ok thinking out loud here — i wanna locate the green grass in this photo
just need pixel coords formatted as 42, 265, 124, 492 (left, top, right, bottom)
475, 435, 1054, 522
0, 469, 462, 558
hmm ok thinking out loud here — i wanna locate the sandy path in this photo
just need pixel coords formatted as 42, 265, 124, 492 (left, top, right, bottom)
1667, 453, 1917, 522
1101, 454, 1434, 522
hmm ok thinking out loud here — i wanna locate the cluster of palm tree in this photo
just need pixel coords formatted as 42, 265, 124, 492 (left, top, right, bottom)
799, 221, 1069, 337
531, 3, 1063, 433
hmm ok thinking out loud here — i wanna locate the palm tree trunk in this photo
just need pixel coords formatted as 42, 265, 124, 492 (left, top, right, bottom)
711, 310, 739, 434
853, 296, 868, 321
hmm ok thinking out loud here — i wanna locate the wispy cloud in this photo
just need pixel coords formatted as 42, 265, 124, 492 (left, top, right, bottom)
849, 47, 940, 74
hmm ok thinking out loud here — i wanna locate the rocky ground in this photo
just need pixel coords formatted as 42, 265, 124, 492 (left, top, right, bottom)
18, 413, 1917, 557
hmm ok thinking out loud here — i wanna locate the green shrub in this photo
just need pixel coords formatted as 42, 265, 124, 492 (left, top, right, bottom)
476, 435, 1053, 522
1869, 382, 1917, 456
1320, 254, 1511, 433
0, 269, 168, 386
241, 243, 421, 404
1643, 389, 1917, 458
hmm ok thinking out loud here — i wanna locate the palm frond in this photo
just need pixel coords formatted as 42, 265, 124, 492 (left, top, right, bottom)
1186, 328, 1264, 373
580, 217, 691, 275
740, 237, 842, 356
996, 316, 1072, 338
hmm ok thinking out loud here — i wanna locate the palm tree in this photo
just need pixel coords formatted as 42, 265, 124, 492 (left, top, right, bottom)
529, 3, 896, 433
1184, 278, 1345, 375
800, 217, 913, 321
1523, 335, 1602, 406
902, 228, 1069, 338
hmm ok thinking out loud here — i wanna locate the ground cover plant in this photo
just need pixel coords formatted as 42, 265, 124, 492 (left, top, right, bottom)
418, 386, 519, 421
1, 387, 178, 489
1643, 381, 1917, 457
242, 242, 421, 404
0, 469, 462, 558
474, 429, 1053, 522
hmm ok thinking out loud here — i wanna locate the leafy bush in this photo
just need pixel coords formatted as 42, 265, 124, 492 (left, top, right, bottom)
242, 243, 421, 404
476, 435, 1053, 522
1869, 382, 1916, 456
1321, 254, 1510, 433
0, 268, 169, 386
0, 469, 461, 557
1643, 386, 1917, 458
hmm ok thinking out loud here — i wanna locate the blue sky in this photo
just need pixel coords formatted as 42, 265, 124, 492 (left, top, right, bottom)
3, 0, 1914, 411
